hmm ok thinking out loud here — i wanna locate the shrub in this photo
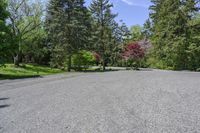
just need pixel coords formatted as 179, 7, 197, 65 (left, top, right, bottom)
196, 68, 200, 72
93, 52, 101, 63
72, 51, 96, 71
122, 42, 145, 69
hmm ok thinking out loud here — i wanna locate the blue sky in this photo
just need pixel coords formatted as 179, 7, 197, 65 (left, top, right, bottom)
42, 0, 151, 27
86, 0, 152, 27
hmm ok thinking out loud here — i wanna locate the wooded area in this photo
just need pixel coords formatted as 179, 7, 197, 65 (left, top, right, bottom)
0, 0, 200, 72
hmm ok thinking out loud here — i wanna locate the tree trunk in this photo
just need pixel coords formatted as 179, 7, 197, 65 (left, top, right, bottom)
14, 39, 22, 66
102, 57, 106, 71
103, 64, 106, 71
67, 55, 72, 72
14, 54, 20, 66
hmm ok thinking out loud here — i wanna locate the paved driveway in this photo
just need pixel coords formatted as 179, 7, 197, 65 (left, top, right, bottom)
0, 70, 200, 133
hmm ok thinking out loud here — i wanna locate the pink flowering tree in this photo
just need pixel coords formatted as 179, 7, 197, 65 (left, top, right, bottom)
122, 42, 145, 69
93, 52, 101, 66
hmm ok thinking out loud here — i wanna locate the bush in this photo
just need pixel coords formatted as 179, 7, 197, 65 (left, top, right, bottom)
196, 68, 200, 72
147, 57, 175, 70
72, 51, 96, 71
122, 42, 145, 69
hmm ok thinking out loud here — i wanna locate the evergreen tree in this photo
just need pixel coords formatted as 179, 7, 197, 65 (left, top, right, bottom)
143, 19, 152, 39
149, 0, 199, 70
109, 21, 130, 66
46, 0, 67, 69
0, 0, 10, 64
90, 0, 117, 71
187, 12, 200, 70
0, 0, 8, 40
46, 0, 91, 71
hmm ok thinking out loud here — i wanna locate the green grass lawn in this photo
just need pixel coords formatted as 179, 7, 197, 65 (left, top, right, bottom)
0, 64, 65, 80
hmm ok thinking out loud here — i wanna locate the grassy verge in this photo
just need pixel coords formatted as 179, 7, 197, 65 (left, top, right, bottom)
0, 64, 65, 80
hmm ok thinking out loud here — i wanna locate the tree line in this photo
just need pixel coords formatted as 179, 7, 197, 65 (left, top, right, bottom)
148, 0, 200, 70
0, 0, 200, 71
0, 0, 132, 71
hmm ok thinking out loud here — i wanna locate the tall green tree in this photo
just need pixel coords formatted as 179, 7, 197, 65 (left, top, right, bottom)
187, 12, 200, 70
22, 24, 49, 65
130, 25, 143, 41
90, 0, 117, 71
109, 21, 130, 66
46, 0, 91, 71
45, 0, 66, 69
149, 0, 199, 70
0, 0, 10, 64
143, 19, 152, 39
8, 0, 44, 66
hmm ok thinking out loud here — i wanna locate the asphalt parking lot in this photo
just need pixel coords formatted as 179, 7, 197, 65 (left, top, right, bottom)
1, 70, 200, 133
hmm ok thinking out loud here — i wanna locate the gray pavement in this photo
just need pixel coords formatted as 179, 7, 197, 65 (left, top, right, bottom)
0, 70, 200, 133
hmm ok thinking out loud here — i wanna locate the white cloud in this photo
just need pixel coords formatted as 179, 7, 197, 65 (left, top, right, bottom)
120, 0, 150, 8
121, 0, 134, 5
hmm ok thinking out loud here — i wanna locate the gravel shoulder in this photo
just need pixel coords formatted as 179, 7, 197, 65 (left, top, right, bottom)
0, 70, 200, 133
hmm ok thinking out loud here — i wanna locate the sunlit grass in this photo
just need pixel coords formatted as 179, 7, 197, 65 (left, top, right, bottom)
0, 64, 65, 80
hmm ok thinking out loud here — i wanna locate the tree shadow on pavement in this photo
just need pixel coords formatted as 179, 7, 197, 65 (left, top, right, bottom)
0, 104, 10, 109
82, 69, 120, 73
125, 67, 154, 71
0, 97, 10, 109
139, 68, 154, 71
0, 98, 9, 101
0, 74, 41, 80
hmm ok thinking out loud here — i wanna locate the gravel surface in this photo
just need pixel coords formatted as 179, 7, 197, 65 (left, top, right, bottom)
0, 70, 200, 133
